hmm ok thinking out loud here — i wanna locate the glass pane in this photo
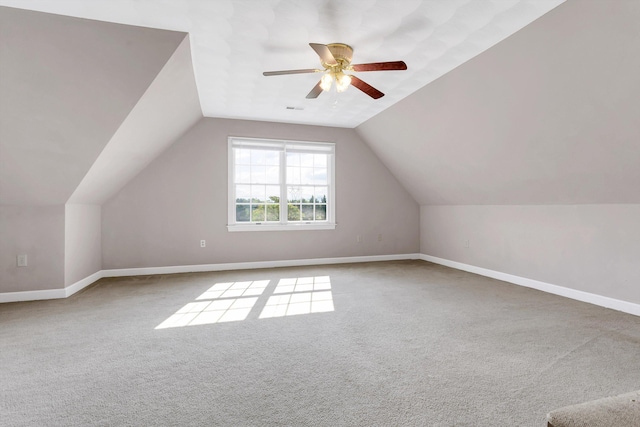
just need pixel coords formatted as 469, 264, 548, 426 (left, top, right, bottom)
287, 166, 300, 185
251, 205, 265, 222
251, 185, 266, 203
235, 149, 251, 165
252, 150, 266, 165
301, 167, 314, 185
233, 145, 332, 226
301, 153, 314, 167
315, 187, 328, 204
236, 205, 250, 222
251, 166, 266, 183
301, 205, 314, 221
266, 165, 279, 184
235, 165, 251, 183
235, 185, 251, 203
264, 150, 279, 165
266, 205, 279, 222
314, 154, 327, 168
314, 168, 327, 185
266, 185, 280, 203
315, 205, 327, 220
300, 188, 314, 203
287, 152, 300, 167
287, 186, 302, 203
287, 204, 301, 221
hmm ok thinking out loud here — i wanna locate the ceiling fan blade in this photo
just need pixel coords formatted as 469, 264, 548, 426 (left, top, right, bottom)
263, 68, 320, 76
350, 76, 384, 99
351, 61, 407, 72
309, 43, 337, 66
306, 81, 324, 99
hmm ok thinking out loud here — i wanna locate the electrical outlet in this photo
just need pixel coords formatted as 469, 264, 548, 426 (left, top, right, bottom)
356, 235, 362, 243
464, 239, 470, 248
200, 240, 206, 248
378, 234, 382, 242
17, 254, 28, 267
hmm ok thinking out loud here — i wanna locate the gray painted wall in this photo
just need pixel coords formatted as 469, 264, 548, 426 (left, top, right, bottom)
0, 205, 65, 292
102, 118, 419, 269
357, 0, 640, 206
0, 8, 197, 295
0, 6, 185, 206
421, 205, 640, 305
64, 204, 101, 286
68, 35, 202, 205
357, 0, 640, 307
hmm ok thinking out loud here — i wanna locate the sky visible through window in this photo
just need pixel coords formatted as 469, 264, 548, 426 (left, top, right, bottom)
229, 138, 335, 227
155, 276, 334, 329
234, 150, 329, 223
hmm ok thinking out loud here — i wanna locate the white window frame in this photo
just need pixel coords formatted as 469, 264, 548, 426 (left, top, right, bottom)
227, 137, 336, 232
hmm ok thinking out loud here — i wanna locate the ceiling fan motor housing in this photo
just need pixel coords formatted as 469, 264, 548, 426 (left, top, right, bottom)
325, 43, 354, 69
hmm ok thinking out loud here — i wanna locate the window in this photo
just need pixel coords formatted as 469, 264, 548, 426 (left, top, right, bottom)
228, 137, 336, 231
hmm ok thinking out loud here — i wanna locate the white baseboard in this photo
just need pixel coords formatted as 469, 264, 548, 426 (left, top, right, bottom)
9, 253, 636, 317
103, 253, 420, 278
0, 253, 421, 303
0, 271, 106, 304
0, 288, 67, 303
420, 254, 640, 317
64, 270, 105, 297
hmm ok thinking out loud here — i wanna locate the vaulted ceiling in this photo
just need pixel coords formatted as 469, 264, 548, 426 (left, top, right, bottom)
0, 0, 564, 127
2, 0, 637, 208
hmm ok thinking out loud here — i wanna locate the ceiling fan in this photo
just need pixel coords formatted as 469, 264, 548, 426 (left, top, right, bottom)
263, 43, 407, 99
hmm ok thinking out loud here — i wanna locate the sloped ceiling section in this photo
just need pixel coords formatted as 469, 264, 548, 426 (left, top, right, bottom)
357, 0, 640, 206
68, 35, 202, 205
0, 7, 186, 205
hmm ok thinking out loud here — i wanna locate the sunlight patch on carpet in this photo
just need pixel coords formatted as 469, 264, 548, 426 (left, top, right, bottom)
260, 276, 334, 318
155, 277, 334, 329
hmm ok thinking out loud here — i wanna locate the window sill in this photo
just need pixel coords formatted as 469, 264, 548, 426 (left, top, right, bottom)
227, 223, 336, 232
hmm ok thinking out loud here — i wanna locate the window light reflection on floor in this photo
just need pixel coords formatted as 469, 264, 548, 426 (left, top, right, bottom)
259, 276, 334, 319
155, 276, 334, 329
155, 280, 267, 329
259, 290, 334, 319
273, 276, 331, 294
196, 280, 269, 300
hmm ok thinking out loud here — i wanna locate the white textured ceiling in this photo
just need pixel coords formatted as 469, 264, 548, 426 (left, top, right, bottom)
0, 0, 564, 128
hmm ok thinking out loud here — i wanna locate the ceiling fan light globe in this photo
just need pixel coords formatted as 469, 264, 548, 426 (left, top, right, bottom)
320, 73, 334, 91
336, 73, 352, 92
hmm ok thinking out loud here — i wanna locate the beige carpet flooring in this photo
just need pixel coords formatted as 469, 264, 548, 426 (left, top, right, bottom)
2, 260, 640, 426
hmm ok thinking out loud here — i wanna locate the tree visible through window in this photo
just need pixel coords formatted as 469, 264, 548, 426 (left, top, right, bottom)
228, 138, 335, 231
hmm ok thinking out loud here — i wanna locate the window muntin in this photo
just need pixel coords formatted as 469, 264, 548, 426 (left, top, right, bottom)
228, 138, 335, 231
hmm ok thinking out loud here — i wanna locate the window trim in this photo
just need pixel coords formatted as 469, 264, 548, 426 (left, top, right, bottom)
227, 136, 336, 232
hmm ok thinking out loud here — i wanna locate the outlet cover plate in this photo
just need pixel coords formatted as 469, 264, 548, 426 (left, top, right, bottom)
17, 254, 28, 267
